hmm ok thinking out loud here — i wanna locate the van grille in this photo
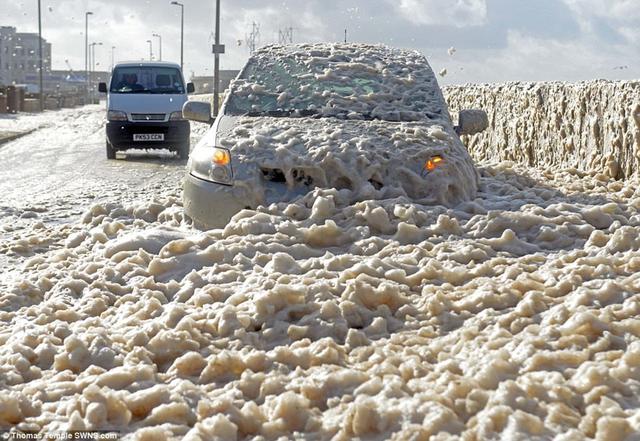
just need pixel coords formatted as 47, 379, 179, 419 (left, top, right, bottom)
130, 113, 166, 121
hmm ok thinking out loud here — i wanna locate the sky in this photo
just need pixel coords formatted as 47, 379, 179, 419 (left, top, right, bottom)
2, 0, 639, 85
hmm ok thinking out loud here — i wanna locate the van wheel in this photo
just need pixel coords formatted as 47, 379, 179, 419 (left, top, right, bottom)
106, 140, 116, 159
178, 141, 190, 160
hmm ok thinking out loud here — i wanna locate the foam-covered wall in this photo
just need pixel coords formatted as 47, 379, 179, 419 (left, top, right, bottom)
444, 81, 640, 179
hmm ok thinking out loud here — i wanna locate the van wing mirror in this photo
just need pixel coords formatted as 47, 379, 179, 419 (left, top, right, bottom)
187, 83, 195, 93
456, 109, 488, 136
98, 82, 107, 93
182, 101, 213, 124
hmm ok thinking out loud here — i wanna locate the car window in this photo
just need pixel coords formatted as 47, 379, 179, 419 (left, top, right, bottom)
110, 66, 185, 94
225, 49, 444, 122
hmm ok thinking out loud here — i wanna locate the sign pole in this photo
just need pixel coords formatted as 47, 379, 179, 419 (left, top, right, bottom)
213, 0, 221, 117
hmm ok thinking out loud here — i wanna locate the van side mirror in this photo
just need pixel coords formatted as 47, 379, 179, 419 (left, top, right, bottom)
98, 82, 107, 93
182, 100, 212, 124
455, 109, 488, 136
187, 83, 195, 93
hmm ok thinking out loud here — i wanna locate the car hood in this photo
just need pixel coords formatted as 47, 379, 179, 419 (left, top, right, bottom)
108, 93, 187, 114
196, 115, 479, 207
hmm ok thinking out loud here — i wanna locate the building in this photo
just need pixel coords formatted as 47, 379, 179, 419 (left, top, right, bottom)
0, 26, 52, 88
191, 70, 240, 94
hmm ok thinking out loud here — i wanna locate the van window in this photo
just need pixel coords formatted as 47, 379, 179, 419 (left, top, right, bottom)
110, 66, 185, 94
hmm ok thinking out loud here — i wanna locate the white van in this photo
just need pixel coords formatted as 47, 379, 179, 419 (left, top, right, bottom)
98, 61, 195, 159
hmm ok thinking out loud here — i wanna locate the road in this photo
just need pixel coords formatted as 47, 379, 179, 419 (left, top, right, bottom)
1, 101, 640, 440
0, 105, 205, 274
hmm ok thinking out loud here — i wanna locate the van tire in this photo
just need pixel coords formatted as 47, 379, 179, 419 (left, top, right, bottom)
106, 140, 116, 159
178, 141, 190, 160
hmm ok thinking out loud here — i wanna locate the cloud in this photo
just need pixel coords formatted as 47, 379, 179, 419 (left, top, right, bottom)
431, 29, 640, 85
390, 0, 487, 27
561, 0, 640, 43
562, 0, 640, 21
1, 0, 637, 84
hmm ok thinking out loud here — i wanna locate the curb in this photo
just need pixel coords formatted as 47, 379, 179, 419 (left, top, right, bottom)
0, 129, 37, 146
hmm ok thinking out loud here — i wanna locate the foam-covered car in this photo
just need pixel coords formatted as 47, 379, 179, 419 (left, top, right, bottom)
182, 43, 487, 228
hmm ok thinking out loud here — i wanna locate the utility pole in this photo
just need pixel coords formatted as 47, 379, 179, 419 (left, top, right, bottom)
278, 27, 293, 45
213, 0, 221, 116
344, 29, 347, 43
153, 33, 162, 61
111, 46, 116, 71
85, 11, 93, 104
245, 22, 259, 55
37, 0, 44, 111
146, 39, 153, 60
90, 42, 102, 103
171, 1, 184, 71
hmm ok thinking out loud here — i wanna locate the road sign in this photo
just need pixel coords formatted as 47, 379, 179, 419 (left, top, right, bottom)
212, 44, 225, 54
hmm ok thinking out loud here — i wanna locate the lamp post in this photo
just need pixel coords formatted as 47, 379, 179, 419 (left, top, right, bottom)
90, 42, 102, 103
152, 33, 162, 61
146, 39, 153, 60
84, 11, 93, 103
111, 46, 116, 71
170, 1, 184, 71
37, 0, 44, 111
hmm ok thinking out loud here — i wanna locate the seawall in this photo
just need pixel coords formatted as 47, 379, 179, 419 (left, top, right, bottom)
444, 81, 640, 179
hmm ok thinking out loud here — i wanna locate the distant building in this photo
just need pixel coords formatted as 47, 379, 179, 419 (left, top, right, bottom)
0, 26, 52, 88
191, 70, 240, 94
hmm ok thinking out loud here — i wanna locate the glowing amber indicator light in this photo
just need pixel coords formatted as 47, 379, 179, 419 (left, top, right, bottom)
213, 149, 231, 166
425, 155, 444, 172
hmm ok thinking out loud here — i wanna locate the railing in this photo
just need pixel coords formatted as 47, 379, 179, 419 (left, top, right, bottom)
0, 86, 92, 113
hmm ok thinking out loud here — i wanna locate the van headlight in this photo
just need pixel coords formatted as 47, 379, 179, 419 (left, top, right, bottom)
169, 111, 184, 121
107, 110, 127, 121
189, 147, 233, 185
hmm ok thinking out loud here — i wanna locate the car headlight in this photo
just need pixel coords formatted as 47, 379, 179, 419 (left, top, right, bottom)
425, 155, 444, 172
169, 111, 184, 121
107, 110, 127, 121
190, 146, 233, 185
421, 155, 444, 177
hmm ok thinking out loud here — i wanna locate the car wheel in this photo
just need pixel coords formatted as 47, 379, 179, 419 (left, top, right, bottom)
178, 141, 190, 160
106, 140, 116, 159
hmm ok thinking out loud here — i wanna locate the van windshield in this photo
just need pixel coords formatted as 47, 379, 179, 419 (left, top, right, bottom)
110, 66, 185, 94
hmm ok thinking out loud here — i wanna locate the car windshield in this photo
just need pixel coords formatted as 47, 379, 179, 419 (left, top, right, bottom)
110, 66, 185, 94
225, 47, 445, 122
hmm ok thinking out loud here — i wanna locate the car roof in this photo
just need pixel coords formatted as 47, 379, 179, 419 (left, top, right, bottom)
227, 42, 448, 123
250, 42, 424, 63
114, 61, 181, 69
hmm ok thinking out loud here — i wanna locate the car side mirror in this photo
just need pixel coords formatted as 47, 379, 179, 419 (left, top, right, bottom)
98, 82, 107, 93
187, 83, 195, 94
456, 109, 488, 136
182, 100, 212, 124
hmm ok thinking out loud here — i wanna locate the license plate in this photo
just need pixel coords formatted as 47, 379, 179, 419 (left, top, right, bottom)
133, 134, 164, 141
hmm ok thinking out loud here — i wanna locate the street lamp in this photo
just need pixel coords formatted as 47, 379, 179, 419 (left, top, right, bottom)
170, 1, 184, 71
90, 42, 102, 103
111, 46, 116, 71
152, 33, 162, 61
85, 11, 93, 103
146, 39, 153, 61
